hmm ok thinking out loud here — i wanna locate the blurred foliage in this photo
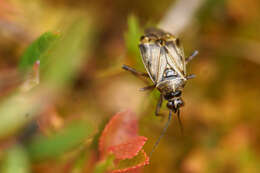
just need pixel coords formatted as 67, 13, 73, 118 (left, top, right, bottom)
0, 18, 90, 139
0, 0, 260, 173
19, 32, 58, 73
93, 155, 114, 173
28, 121, 92, 161
1, 145, 30, 173
124, 15, 143, 69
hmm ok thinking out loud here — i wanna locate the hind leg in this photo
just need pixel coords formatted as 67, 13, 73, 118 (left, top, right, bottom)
122, 65, 149, 78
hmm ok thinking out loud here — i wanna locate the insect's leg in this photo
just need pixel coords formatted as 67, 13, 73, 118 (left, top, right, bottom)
186, 74, 196, 79
155, 94, 163, 116
122, 65, 149, 78
186, 50, 198, 64
139, 85, 155, 91
149, 110, 173, 157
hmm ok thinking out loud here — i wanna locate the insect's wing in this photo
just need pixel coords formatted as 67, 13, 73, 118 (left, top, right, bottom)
157, 47, 168, 83
165, 42, 186, 77
139, 43, 167, 84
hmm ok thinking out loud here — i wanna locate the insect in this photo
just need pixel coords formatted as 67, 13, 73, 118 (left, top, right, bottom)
122, 28, 198, 155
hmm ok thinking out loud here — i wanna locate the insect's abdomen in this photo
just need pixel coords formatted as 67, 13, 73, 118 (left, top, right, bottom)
156, 78, 186, 94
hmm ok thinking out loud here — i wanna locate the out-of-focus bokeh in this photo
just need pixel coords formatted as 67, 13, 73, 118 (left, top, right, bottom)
0, 0, 260, 172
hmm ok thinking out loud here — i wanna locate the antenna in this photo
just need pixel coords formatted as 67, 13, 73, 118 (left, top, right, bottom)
149, 110, 173, 157
177, 109, 183, 135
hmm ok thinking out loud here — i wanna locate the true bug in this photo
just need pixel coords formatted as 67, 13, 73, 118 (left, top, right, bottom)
122, 28, 198, 155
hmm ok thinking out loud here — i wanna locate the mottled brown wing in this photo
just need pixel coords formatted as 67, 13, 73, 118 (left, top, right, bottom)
139, 43, 167, 84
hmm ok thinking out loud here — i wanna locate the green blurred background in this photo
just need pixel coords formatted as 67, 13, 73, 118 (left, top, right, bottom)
0, 0, 260, 172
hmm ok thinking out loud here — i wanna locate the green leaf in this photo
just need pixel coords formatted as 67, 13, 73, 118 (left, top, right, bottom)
0, 19, 92, 139
19, 32, 59, 72
93, 155, 115, 173
124, 15, 144, 69
27, 121, 92, 161
41, 20, 90, 89
1, 145, 30, 173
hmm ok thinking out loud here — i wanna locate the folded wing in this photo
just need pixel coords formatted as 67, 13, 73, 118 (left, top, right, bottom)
164, 42, 186, 78
139, 43, 167, 84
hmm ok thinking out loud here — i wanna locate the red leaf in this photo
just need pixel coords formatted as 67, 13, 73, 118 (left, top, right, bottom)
112, 150, 149, 173
109, 136, 147, 159
99, 110, 139, 159
99, 110, 150, 172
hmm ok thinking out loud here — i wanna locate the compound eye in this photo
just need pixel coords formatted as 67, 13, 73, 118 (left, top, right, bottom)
175, 98, 184, 108
167, 101, 174, 109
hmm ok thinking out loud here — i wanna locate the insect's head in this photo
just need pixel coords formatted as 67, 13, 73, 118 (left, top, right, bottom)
166, 97, 184, 113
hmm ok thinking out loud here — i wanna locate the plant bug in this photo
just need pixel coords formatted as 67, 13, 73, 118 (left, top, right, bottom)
122, 28, 198, 155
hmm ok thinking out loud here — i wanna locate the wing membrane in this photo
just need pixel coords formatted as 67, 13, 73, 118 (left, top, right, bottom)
139, 43, 167, 84
164, 42, 186, 77
157, 47, 167, 83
